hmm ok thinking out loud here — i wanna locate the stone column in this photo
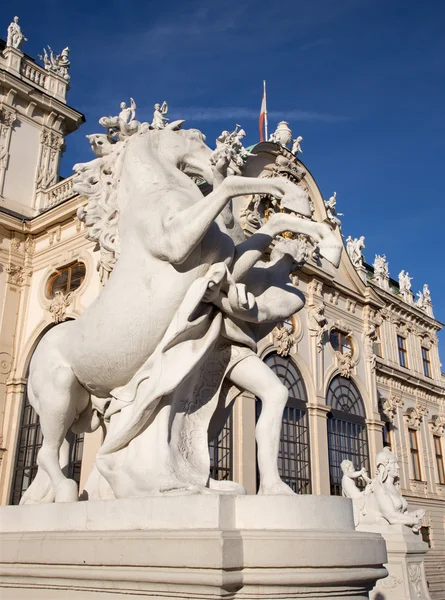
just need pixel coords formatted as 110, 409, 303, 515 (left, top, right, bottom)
308, 404, 330, 495
233, 391, 257, 494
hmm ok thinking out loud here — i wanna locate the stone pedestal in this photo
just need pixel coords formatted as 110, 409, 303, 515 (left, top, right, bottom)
0, 495, 387, 599
357, 523, 431, 600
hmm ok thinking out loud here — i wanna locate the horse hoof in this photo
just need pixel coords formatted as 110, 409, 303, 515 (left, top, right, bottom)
55, 479, 79, 503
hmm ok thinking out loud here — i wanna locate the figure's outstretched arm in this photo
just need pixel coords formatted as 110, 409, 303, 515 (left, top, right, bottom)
231, 213, 341, 281
160, 176, 309, 265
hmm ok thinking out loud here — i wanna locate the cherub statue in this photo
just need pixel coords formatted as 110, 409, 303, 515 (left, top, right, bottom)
341, 460, 372, 499
6, 16, 27, 50
98, 98, 141, 141
324, 192, 343, 228
291, 136, 303, 156
152, 101, 169, 129
119, 98, 136, 125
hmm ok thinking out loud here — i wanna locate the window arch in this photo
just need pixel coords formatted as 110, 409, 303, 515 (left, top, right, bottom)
9, 325, 84, 505
256, 353, 311, 494
326, 375, 369, 496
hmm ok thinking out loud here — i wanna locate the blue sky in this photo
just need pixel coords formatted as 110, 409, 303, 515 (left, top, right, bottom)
2, 1, 444, 355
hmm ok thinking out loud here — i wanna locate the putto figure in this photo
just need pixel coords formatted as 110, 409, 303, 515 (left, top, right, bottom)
152, 101, 169, 129
324, 192, 343, 228
373, 254, 389, 288
6, 16, 27, 50
19, 106, 342, 504
291, 136, 303, 156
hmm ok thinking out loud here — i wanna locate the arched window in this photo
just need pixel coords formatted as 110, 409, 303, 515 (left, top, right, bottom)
257, 353, 311, 494
208, 411, 233, 481
47, 261, 86, 298
326, 375, 369, 496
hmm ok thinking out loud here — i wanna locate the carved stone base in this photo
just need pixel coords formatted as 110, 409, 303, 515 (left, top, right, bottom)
0, 495, 387, 599
357, 523, 431, 600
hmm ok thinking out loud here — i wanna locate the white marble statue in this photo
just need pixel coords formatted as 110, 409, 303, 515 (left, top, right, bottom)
373, 254, 389, 288
416, 283, 433, 316
269, 121, 293, 147
6, 16, 27, 50
19, 113, 342, 504
291, 136, 303, 156
341, 460, 372, 500
346, 235, 365, 268
39, 46, 70, 81
324, 192, 343, 228
345, 448, 426, 531
398, 270, 412, 294
214, 124, 252, 176
98, 98, 143, 143
152, 101, 169, 129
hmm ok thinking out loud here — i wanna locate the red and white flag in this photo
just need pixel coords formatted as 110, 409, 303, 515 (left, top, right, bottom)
259, 80, 268, 142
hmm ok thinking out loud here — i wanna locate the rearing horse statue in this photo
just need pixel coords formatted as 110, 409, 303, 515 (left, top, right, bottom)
21, 117, 341, 504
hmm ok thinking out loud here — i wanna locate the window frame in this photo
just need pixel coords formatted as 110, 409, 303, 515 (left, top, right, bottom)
326, 375, 370, 496
373, 325, 383, 358
408, 428, 422, 481
46, 261, 86, 299
433, 435, 445, 485
329, 330, 352, 355
208, 411, 233, 482
421, 346, 431, 378
397, 335, 408, 368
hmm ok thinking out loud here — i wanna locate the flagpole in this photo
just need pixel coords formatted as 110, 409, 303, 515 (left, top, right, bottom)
263, 80, 268, 141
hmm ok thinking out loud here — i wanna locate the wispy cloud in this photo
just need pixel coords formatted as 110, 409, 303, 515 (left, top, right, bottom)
176, 106, 350, 123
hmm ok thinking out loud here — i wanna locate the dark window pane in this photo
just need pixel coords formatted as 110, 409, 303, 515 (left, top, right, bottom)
208, 412, 233, 481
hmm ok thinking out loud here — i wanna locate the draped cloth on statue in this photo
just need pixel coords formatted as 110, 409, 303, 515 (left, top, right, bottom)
94, 263, 255, 498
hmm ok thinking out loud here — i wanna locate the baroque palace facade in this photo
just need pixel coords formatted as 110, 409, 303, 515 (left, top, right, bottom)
0, 26, 444, 598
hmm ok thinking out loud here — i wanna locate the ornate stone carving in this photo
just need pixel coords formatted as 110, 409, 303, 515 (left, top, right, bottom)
375, 575, 403, 591
373, 254, 389, 290
269, 121, 293, 147
6, 16, 27, 49
24, 235, 35, 257
0, 352, 12, 375
324, 192, 343, 228
48, 291, 72, 323
335, 350, 355, 378
407, 563, 423, 599
326, 290, 339, 305
346, 299, 356, 314
430, 413, 445, 436
272, 322, 296, 357
10, 235, 21, 252
346, 236, 365, 268
308, 303, 328, 352
48, 225, 61, 245
416, 284, 434, 318
39, 46, 70, 81
379, 393, 403, 423
404, 402, 428, 429
5, 264, 31, 286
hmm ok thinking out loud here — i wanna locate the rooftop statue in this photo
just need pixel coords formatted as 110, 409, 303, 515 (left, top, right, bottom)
19, 109, 342, 504
152, 101, 169, 129
269, 121, 293, 147
291, 135, 303, 156
342, 449, 426, 532
324, 191, 343, 228
6, 16, 27, 50
416, 283, 434, 317
398, 270, 413, 301
373, 254, 389, 288
39, 46, 71, 81
346, 235, 365, 268
98, 97, 144, 142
